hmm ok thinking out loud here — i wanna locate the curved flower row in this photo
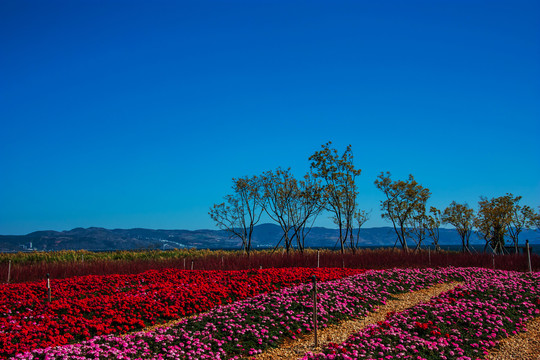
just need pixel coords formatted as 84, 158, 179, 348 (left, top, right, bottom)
0, 267, 365, 358
303, 269, 540, 360
15, 268, 453, 359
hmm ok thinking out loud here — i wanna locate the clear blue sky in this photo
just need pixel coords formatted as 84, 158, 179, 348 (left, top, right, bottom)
1, 0, 539, 235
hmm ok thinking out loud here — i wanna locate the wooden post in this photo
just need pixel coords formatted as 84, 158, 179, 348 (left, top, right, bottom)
526, 240, 532, 273
183, 258, 186, 270
259, 265, 262, 270
46, 273, 51, 303
317, 250, 320, 268
428, 246, 431, 267
312, 275, 318, 348
492, 253, 495, 269
221, 256, 224, 268
7, 260, 11, 284
191, 260, 194, 270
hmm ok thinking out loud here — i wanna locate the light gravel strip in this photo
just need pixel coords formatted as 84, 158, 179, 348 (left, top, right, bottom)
121, 314, 201, 337
251, 281, 463, 360
485, 316, 540, 360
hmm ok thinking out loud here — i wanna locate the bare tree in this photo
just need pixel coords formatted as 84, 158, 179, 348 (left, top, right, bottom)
405, 194, 431, 252
352, 209, 370, 252
425, 207, 442, 252
536, 206, 540, 233
507, 195, 537, 253
258, 168, 298, 253
257, 169, 326, 253
406, 209, 428, 252
209, 176, 264, 254
290, 172, 326, 252
374, 172, 431, 252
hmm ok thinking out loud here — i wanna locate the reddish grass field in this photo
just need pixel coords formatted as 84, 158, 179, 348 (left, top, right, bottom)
1, 248, 538, 283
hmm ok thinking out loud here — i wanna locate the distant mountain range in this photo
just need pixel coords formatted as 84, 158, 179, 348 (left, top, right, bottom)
0, 224, 539, 252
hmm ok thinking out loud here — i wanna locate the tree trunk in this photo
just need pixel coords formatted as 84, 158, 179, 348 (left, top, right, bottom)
339, 224, 345, 254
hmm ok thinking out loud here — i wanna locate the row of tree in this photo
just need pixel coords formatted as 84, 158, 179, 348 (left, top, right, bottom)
375, 173, 539, 254
210, 142, 540, 254
209, 168, 326, 254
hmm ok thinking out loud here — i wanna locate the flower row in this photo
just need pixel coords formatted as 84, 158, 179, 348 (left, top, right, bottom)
303, 269, 540, 360
15, 268, 454, 359
0, 267, 364, 358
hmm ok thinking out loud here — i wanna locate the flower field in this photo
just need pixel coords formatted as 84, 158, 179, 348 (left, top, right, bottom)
303, 269, 540, 360
3, 267, 539, 359
0, 267, 364, 358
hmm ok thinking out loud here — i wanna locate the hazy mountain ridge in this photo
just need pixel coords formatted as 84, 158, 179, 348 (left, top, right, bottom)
1, 224, 539, 252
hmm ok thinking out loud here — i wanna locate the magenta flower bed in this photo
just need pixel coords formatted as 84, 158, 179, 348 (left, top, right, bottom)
303, 269, 540, 360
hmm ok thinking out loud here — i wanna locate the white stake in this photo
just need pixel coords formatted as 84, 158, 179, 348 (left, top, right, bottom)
46, 273, 51, 303
7, 260, 11, 284
312, 275, 318, 348
526, 240, 532, 273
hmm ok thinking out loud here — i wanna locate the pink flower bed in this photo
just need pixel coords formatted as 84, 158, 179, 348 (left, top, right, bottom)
303, 268, 540, 360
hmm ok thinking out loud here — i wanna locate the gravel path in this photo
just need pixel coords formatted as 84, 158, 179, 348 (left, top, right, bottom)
131, 279, 539, 360
486, 316, 540, 360
252, 281, 463, 360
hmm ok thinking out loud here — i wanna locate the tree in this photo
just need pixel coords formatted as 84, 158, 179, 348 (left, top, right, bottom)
374, 172, 431, 252
507, 195, 537, 253
441, 201, 474, 253
352, 209, 370, 252
406, 200, 429, 251
536, 207, 540, 233
257, 169, 326, 253
258, 168, 298, 253
474, 194, 514, 254
309, 142, 361, 254
289, 172, 326, 252
425, 207, 442, 252
209, 176, 264, 254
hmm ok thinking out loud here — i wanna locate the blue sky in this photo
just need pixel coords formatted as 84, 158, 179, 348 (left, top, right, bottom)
1, 0, 539, 235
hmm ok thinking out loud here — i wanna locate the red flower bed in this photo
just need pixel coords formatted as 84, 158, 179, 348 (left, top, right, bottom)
0, 267, 364, 358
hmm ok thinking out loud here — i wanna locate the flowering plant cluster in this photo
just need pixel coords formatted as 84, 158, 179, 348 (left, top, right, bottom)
0, 267, 364, 358
303, 268, 540, 360
14, 268, 450, 359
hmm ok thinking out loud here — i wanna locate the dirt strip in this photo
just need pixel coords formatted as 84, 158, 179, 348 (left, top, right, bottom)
485, 316, 540, 360
252, 281, 463, 360
121, 315, 198, 337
